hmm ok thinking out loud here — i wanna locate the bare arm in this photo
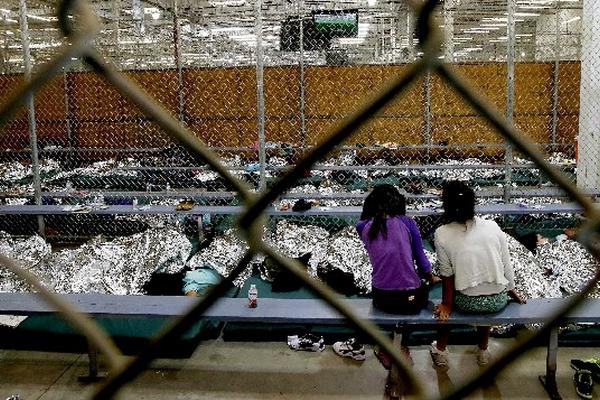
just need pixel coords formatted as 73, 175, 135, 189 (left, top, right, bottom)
434, 276, 455, 321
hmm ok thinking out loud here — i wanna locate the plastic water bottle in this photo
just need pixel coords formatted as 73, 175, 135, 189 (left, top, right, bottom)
248, 284, 258, 308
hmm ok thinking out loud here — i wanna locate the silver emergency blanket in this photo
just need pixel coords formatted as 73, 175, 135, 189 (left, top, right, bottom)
48, 158, 140, 182
311, 226, 372, 294
537, 238, 598, 297
508, 235, 562, 299
253, 221, 330, 283
40, 228, 190, 295
0, 233, 52, 327
0, 232, 52, 293
187, 229, 257, 287
425, 249, 439, 276
268, 220, 329, 260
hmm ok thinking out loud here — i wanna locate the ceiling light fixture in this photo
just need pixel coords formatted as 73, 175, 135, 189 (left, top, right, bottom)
564, 16, 581, 24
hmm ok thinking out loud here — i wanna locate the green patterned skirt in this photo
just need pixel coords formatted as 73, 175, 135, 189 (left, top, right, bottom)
454, 291, 508, 314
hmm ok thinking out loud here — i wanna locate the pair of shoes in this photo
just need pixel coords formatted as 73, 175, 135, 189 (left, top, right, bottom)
476, 348, 490, 366
572, 358, 600, 381
374, 346, 392, 370
333, 338, 366, 361
429, 341, 449, 367
287, 334, 325, 352
574, 369, 594, 399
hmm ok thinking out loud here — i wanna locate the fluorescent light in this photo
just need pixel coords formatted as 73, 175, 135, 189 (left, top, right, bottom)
564, 16, 581, 24
515, 12, 540, 17
3, 18, 17, 23
27, 15, 57, 22
5, 30, 13, 35
230, 34, 255, 40
118, 38, 158, 44
212, 27, 246, 33
367, 0, 377, 6
338, 38, 364, 44
0, 9, 10, 14
209, 0, 246, 6
519, 5, 552, 9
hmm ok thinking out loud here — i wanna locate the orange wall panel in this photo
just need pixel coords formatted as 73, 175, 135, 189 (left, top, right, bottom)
513, 116, 551, 144
371, 118, 423, 145
431, 116, 504, 145
264, 67, 300, 117
514, 63, 553, 114
76, 122, 170, 148
305, 66, 372, 117
265, 118, 301, 144
557, 62, 580, 115
184, 67, 257, 119
306, 118, 371, 146
431, 64, 507, 116
368, 65, 423, 117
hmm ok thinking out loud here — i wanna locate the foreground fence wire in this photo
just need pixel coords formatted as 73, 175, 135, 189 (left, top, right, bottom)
0, 0, 598, 399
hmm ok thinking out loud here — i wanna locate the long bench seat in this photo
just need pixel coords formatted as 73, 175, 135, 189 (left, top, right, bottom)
0, 293, 597, 398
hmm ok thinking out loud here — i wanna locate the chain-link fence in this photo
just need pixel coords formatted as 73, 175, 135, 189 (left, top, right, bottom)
0, 0, 598, 398
0, 0, 588, 243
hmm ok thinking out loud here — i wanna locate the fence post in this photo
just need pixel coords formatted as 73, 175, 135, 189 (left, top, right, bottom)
299, 8, 307, 149
172, 0, 185, 124
18, 0, 44, 236
577, 0, 600, 191
504, 0, 516, 203
550, 2, 560, 151
255, 0, 267, 191
63, 69, 74, 163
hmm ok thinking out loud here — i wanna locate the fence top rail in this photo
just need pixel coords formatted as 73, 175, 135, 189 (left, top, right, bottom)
0, 203, 588, 216
7, 187, 592, 200
117, 163, 575, 172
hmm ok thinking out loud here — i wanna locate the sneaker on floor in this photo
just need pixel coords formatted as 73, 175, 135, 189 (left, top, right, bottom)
571, 358, 600, 381
333, 338, 366, 361
574, 369, 594, 400
476, 348, 490, 366
287, 334, 325, 352
429, 341, 449, 367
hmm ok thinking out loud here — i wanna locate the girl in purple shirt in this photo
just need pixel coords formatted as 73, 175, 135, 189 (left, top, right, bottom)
360, 184, 434, 366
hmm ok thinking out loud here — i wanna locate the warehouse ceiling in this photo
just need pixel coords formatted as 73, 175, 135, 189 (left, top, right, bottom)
0, 0, 583, 73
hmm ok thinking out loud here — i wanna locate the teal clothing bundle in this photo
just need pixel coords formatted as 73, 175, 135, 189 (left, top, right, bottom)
183, 268, 222, 295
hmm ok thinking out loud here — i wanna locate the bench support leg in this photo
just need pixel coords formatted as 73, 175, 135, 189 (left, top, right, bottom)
385, 327, 404, 399
78, 341, 107, 383
538, 326, 561, 400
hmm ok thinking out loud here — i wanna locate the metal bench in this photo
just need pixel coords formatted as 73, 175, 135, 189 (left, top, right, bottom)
0, 293, 598, 399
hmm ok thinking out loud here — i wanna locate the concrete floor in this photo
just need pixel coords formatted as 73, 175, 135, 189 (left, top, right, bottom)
0, 338, 595, 399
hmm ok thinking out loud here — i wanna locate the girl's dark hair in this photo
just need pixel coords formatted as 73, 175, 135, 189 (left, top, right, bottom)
361, 184, 406, 241
441, 180, 475, 224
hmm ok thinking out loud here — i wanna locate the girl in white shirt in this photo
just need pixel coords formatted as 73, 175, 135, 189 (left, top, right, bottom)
430, 180, 526, 368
